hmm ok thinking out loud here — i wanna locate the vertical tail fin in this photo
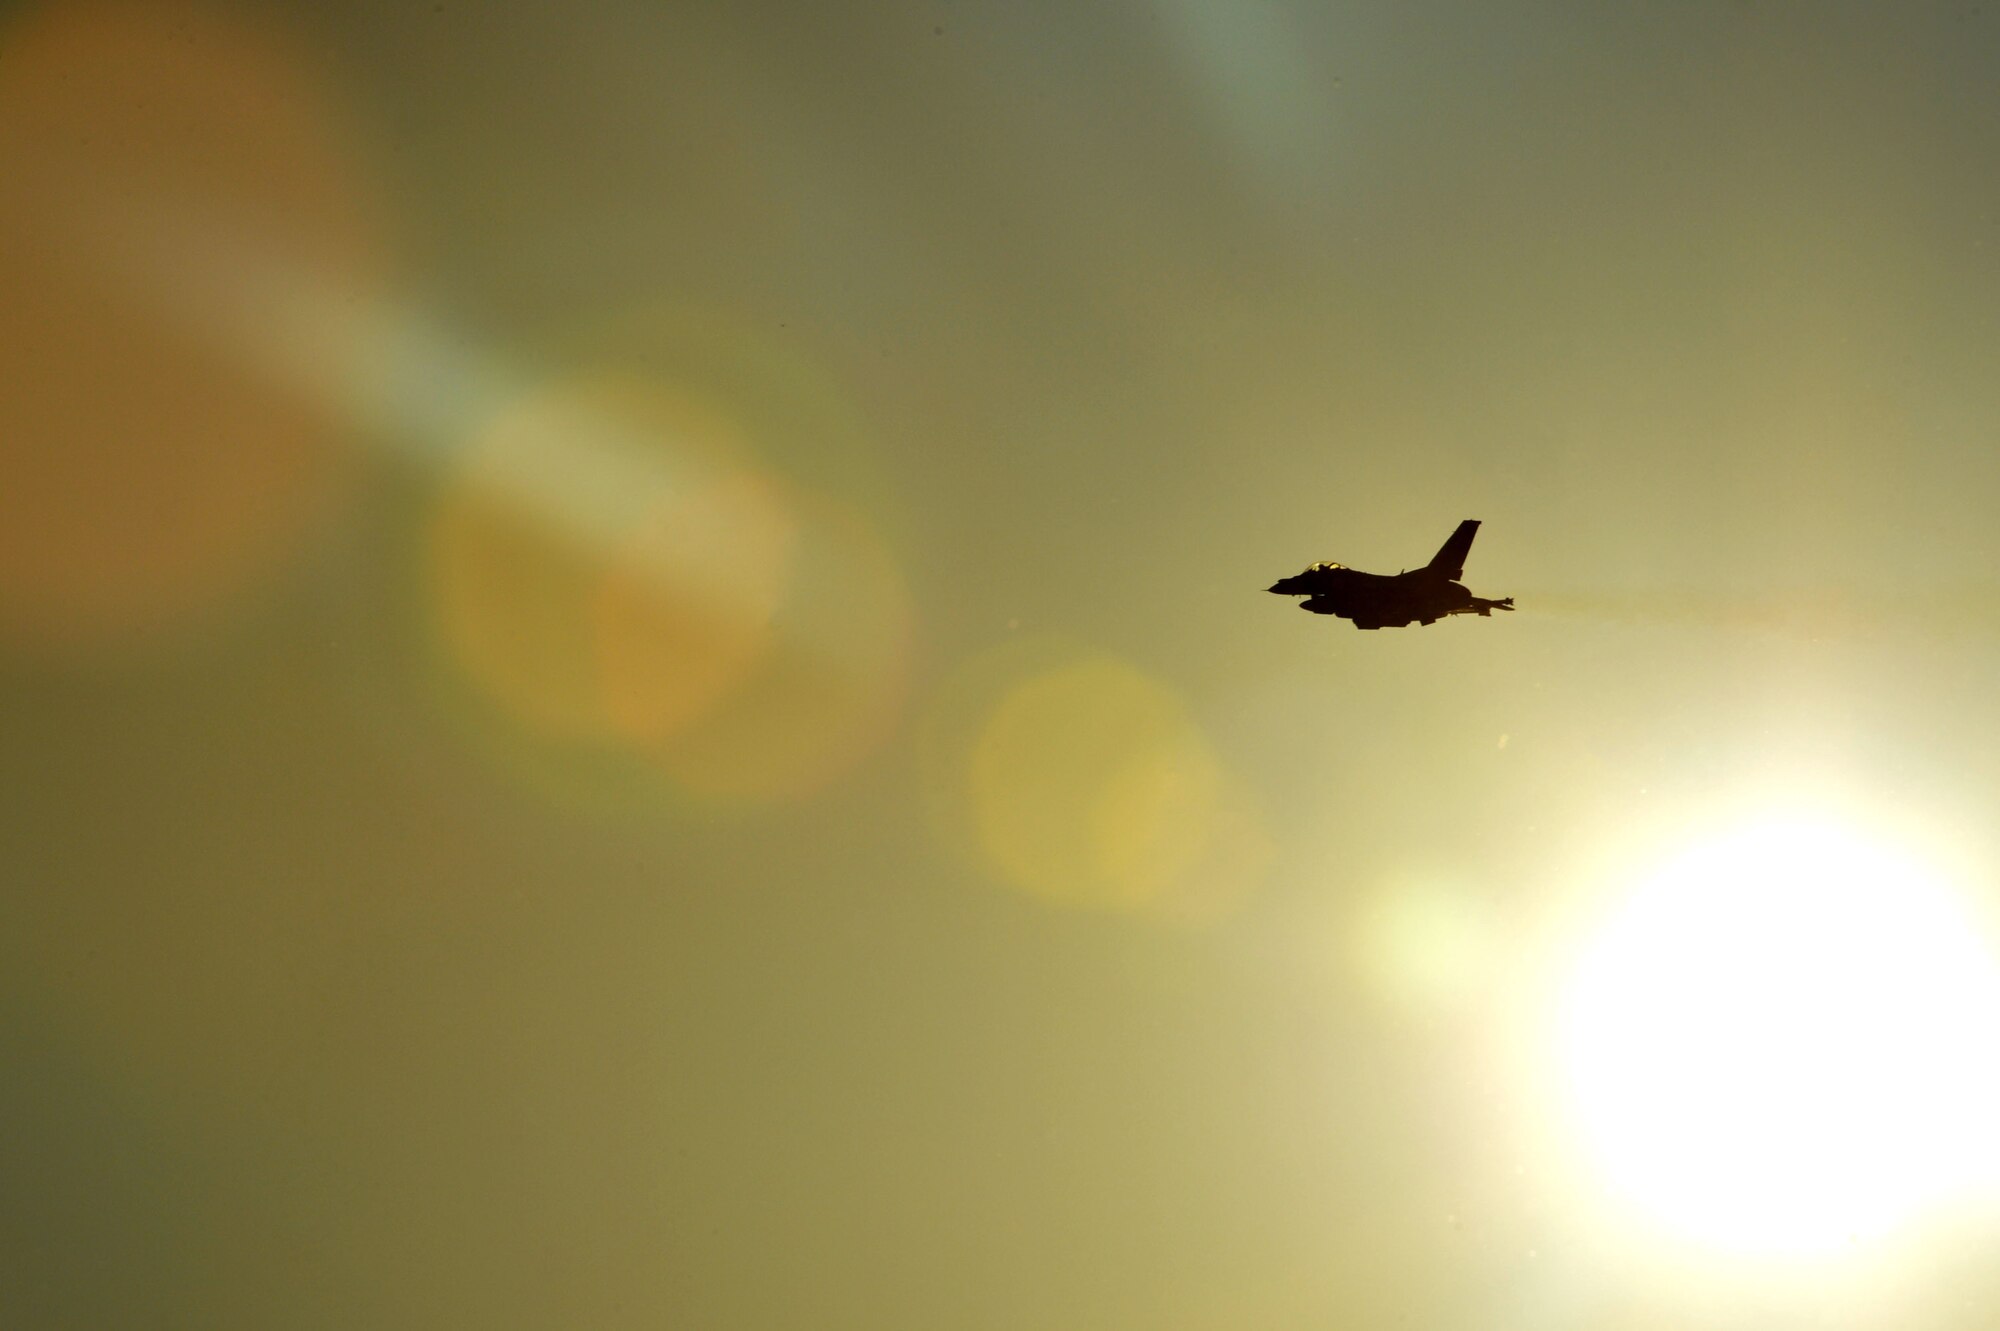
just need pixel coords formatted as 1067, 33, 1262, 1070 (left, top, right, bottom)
1425, 520, 1479, 580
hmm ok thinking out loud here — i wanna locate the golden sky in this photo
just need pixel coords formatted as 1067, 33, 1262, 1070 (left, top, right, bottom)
6, 2, 2000, 1327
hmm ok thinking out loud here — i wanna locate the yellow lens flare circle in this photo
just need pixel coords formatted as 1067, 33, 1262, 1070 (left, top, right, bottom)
1556, 814, 2000, 1258
964, 656, 1269, 922
1353, 872, 1495, 1016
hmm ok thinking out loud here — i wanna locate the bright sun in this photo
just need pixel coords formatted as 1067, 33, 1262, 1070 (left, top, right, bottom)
1556, 811, 2000, 1258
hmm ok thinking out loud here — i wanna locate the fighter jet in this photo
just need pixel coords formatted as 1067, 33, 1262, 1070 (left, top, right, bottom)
1267, 519, 1514, 630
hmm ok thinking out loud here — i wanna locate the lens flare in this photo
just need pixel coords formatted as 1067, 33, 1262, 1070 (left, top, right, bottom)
1353, 871, 1495, 1015
958, 654, 1269, 921
594, 468, 795, 744
1554, 812, 2000, 1257
430, 373, 791, 745
647, 491, 912, 802
0, 0, 378, 652
429, 369, 911, 804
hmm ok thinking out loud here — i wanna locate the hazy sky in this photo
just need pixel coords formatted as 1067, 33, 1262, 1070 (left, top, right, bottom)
6, 2, 2000, 1327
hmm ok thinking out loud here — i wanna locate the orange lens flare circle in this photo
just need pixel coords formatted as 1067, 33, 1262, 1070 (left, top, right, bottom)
430, 371, 913, 805
0, 1, 378, 652
431, 375, 791, 744
646, 490, 914, 803
594, 469, 796, 745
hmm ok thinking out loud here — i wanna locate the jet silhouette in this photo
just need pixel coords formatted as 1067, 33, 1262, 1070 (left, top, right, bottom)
1267, 520, 1514, 630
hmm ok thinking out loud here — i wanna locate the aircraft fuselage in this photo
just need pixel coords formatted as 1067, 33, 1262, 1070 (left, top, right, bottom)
1266, 520, 1514, 629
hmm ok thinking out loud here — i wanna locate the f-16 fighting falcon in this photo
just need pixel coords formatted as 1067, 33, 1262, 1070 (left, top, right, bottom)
1267, 520, 1514, 630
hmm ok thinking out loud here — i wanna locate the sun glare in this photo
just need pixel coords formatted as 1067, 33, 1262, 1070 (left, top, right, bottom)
1555, 812, 2000, 1258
